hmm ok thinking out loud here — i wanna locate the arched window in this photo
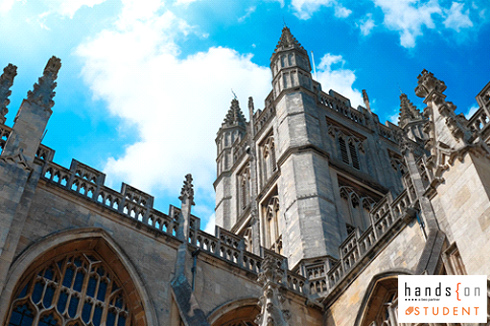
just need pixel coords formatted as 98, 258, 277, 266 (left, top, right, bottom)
263, 194, 281, 254
210, 303, 260, 326
339, 186, 375, 232
357, 276, 400, 326
6, 252, 134, 326
260, 135, 276, 186
337, 134, 363, 170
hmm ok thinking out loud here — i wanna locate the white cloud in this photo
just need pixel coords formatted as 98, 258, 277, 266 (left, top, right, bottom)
465, 104, 479, 119
443, 2, 473, 31
0, 0, 19, 14
334, 5, 351, 18
175, 0, 200, 5
388, 111, 399, 124
316, 53, 363, 107
203, 213, 216, 235
359, 13, 375, 36
76, 3, 271, 208
43, 0, 107, 18
291, 0, 351, 20
238, 6, 256, 22
373, 0, 442, 48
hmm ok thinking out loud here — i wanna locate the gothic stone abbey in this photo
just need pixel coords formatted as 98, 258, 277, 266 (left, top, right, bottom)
0, 27, 490, 326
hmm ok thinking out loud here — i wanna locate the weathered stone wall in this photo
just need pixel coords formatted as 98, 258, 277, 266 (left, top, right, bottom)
0, 181, 180, 324
324, 219, 426, 326
431, 153, 490, 276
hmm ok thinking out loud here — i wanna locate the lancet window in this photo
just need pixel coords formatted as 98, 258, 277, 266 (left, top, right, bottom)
260, 135, 276, 186
6, 252, 133, 326
338, 136, 361, 169
262, 194, 282, 254
238, 165, 251, 212
240, 226, 254, 253
339, 186, 376, 232
327, 123, 364, 170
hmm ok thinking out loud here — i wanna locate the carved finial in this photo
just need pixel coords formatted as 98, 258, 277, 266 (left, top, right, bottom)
255, 255, 290, 326
415, 69, 447, 101
362, 89, 371, 113
179, 173, 195, 205
27, 56, 61, 111
413, 70, 489, 180
248, 96, 254, 114
0, 64, 17, 123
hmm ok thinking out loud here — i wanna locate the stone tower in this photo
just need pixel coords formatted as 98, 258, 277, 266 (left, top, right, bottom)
214, 27, 405, 270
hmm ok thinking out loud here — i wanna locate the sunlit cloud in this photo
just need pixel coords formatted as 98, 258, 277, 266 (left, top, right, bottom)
291, 0, 351, 20
316, 53, 363, 108
443, 2, 473, 31
76, 2, 271, 207
359, 13, 375, 36
373, 0, 442, 48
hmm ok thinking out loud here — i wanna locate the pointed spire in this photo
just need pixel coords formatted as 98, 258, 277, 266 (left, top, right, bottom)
398, 93, 422, 127
222, 98, 246, 128
0, 64, 17, 124
273, 26, 307, 56
362, 89, 371, 113
27, 56, 61, 111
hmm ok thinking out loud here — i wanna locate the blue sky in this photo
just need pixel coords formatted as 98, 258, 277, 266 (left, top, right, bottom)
1, 0, 489, 232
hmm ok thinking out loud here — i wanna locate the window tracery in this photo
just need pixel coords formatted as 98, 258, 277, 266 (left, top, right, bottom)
262, 194, 282, 254
339, 186, 375, 232
260, 135, 276, 186
7, 252, 133, 326
327, 123, 364, 170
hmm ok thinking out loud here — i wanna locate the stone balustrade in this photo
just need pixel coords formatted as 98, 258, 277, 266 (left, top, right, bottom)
468, 106, 490, 133
307, 188, 415, 297
32, 142, 309, 297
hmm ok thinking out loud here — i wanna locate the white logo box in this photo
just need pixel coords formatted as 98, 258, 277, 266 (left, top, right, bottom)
398, 275, 487, 323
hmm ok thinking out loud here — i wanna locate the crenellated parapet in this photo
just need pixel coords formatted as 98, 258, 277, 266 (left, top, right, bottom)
0, 64, 17, 124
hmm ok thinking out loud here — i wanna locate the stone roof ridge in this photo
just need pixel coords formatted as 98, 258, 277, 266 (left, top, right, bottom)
273, 26, 307, 55
222, 98, 246, 128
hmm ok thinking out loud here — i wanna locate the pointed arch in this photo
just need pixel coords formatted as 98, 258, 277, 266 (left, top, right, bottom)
354, 270, 413, 326
207, 297, 260, 326
0, 228, 157, 326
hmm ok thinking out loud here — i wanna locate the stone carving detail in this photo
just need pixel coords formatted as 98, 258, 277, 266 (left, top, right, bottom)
223, 98, 246, 127
415, 69, 490, 179
255, 255, 290, 326
398, 93, 423, 127
0, 148, 30, 170
179, 173, 195, 205
27, 56, 61, 111
0, 64, 17, 123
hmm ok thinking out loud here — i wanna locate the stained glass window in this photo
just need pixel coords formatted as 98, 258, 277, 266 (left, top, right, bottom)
7, 252, 133, 326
